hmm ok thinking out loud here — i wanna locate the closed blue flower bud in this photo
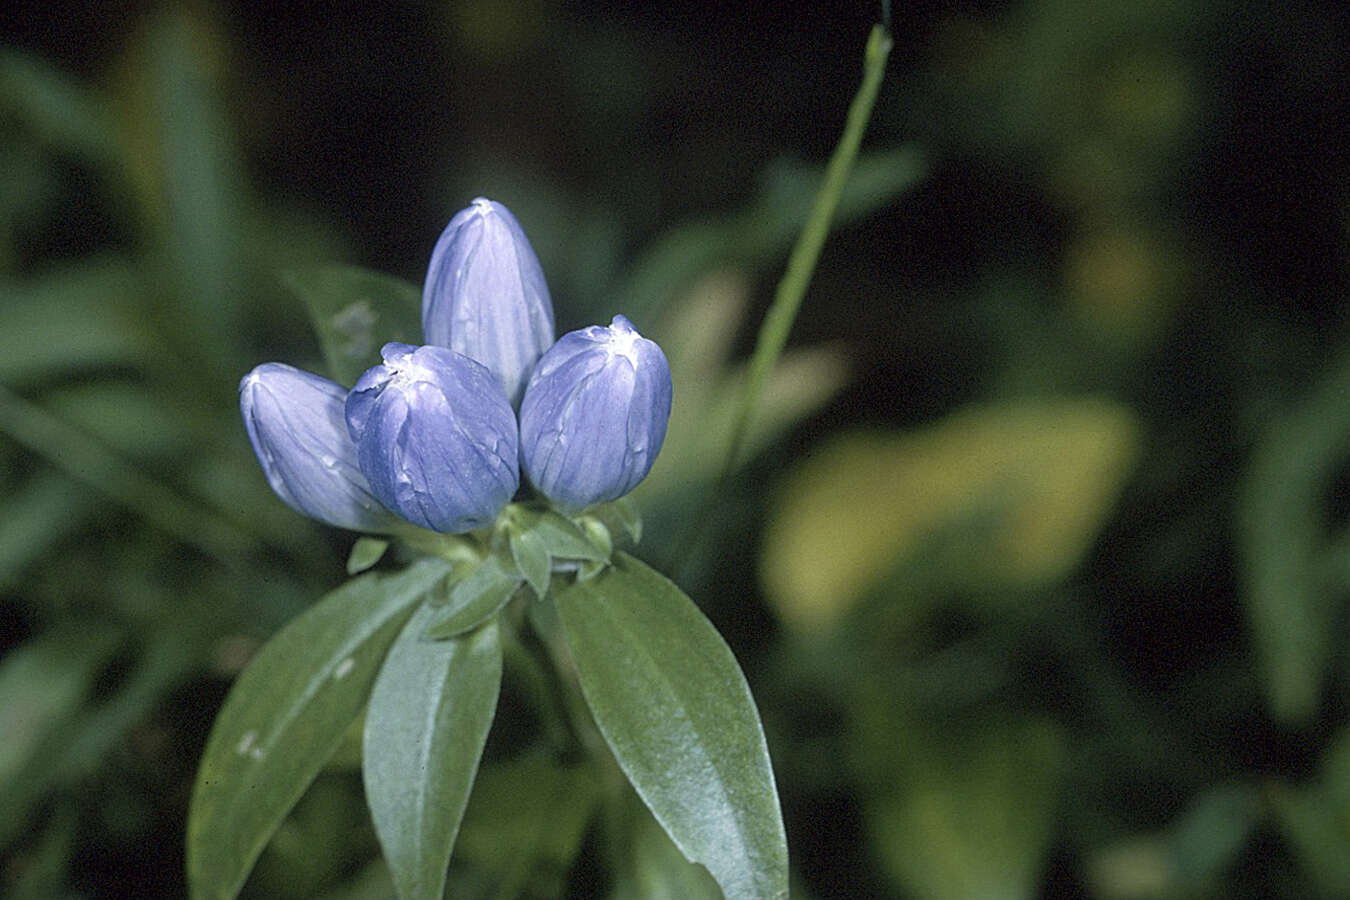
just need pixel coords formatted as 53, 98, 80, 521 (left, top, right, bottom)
345, 342, 519, 533
240, 363, 399, 532
422, 197, 555, 407
519, 315, 672, 513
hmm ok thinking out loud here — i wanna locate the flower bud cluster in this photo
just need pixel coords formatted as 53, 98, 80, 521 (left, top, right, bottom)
241, 198, 672, 534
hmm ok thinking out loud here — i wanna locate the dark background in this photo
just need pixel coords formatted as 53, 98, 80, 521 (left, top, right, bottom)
4, 0, 1350, 896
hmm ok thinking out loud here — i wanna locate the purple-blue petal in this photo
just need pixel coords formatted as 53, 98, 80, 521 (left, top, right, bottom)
519, 315, 672, 513
346, 343, 519, 533
239, 363, 398, 532
421, 197, 555, 406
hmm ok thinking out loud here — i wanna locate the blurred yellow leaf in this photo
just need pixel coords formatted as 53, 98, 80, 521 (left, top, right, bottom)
761, 398, 1141, 632
1268, 728, 1350, 895
869, 718, 1065, 900
1064, 219, 1186, 344
1086, 784, 1260, 900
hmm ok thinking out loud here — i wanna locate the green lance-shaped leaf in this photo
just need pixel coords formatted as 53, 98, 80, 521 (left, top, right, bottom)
187, 559, 450, 900
364, 606, 503, 900
509, 526, 552, 599
1238, 349, 1350, 725
511, 506, 610, 562
556, 553, 787, 899
346, 537, 390, 575
604, 495, 643, 543
612, 796, 723, 900
453, 755, 602, 892
281, 265, 423, 387
424, 555, 522, 640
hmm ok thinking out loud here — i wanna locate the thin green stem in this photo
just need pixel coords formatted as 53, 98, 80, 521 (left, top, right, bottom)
670, 25, 894, 576
718, 24, 893, 485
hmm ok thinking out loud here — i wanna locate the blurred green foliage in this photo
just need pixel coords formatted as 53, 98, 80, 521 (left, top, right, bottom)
3, 0, 1350, 897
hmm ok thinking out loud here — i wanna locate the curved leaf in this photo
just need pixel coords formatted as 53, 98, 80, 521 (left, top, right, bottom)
423, 556, 521, 640
509, 526, 552, 599
281, 265, 422, 387
0, 258, 150, 383
452, 755, 601, 894
1238, 353, 1350, 724
613, 797, 723, 900
364, 607, 502, 900
187, 559, 450, 900
512, 507, 608, 562
870, 719, 1065, 900
761, 399, 1140, 632
556, 553, 787, 899
600, 496, 643, 543
346, 537, 389, 575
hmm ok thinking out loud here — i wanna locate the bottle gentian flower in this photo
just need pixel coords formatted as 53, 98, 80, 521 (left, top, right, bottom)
239, 363, 399, 532
345, 342, 519, 533
422, 197, 555, 407
519, 315, 672, 513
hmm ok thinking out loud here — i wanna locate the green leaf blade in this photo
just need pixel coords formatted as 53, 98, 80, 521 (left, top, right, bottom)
509, 527, 552, 599
556, 553, 787, 899
346, 537, 390, 575
605, 496, 643, 544
424, 556, 521, 640
514, 507, 609, 562
282, 265, 423, 387
0, 258, 149, 384
613, 799, 724, 900
454, 755, 602, 895
363, 607, 503, 900
187, 559, 450, 900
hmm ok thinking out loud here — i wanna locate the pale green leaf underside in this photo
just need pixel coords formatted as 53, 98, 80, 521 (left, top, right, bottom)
612, 796, 723, 900
605, 496, 643, 543
556, 553, 787, 899
513, 507, 608, 561
509, 526, 552, 599
423, 556, 520, 640
454, 755, 602, 893
347, 536, 390, 575
364, 606, 502, 900
187, 559, 450, 900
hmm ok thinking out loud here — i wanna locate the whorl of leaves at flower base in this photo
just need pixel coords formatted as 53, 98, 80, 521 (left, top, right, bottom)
239, 363, 400, 533
519, 315, 673, 513
345, 342, 520, 534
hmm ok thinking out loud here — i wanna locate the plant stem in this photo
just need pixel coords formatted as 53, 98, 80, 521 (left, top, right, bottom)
716, 24, 893, 485
672, 24, 894, 576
